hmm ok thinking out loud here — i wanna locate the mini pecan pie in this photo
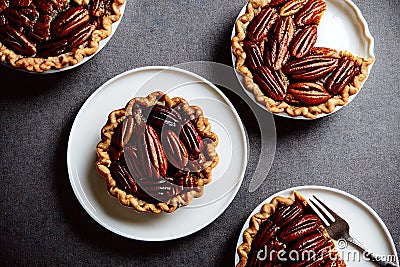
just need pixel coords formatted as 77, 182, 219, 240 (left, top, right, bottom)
232, 0, 375, 118
96, 91, 219, 213
0, 0, 125, 72
237, 191, 346, 267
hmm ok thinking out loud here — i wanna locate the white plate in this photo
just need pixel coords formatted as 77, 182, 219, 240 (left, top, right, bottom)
231, 0, 375, 119
67, 66, 248, 241
235, 186, 399, 266
2, 2, 126, 74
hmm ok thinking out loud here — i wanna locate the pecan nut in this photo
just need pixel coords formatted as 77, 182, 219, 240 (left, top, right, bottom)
280, 0, 308, 17
326, 57, 356, 95
37, 38, 67, 57
252, 220, 280, 250
68, 22, 96, 48
253, 65, 286, 101
271, 201, 303, 227
285, 82, 330, 106
110, 161, 138, 194
90, 0, 105, 17
111, 116, 134, 150
180, 120, 204, 160
282, 55, 339, 81
290, 25, 317, 58
266, 16, 294, 70
279, 214, 322, 243
0, 24, 36, 56
52, 7, 90, 38
295, 0, 327, 26
147, 105, 182, 131
162, 130, 188, 170
289, 233, 327, 256
5, 8, 38, 29
247, 6, 279, 42
243, 40, 264, 72
128, 124, 168, 179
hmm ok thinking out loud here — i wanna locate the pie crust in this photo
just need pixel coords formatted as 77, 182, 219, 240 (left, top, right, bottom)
231, 0, 375, 118
96, 91, 219, 213
0, 0, 125, 72
237, 191, 346, 266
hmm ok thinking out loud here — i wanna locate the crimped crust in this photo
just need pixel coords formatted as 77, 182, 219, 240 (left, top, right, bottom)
0, 0, 125, 73
96, 91, 219, 214
236, 191, 346, 267
231, 0, 375, 119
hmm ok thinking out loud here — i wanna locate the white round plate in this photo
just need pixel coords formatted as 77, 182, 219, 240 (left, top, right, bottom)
235, 186, 399, 266
67, 66, 248, 241
231, 0, 375, 119
1, 2, 126, 74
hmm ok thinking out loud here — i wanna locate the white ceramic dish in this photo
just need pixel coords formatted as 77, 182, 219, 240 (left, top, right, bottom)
231, 0, 375, 119
1, 2, 126, 74
67, 66, 248, 241
235, 186, 399, 266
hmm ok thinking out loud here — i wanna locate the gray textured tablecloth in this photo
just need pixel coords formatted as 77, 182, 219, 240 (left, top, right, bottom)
1, 0, 399, 266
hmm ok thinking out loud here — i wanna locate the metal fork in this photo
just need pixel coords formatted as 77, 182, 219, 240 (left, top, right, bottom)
309, 195, 398, 267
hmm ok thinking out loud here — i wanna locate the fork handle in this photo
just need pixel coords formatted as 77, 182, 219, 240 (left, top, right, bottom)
347, 236, 398, 267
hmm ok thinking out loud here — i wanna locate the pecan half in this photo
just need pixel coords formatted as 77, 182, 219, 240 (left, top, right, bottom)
91, 0, 105, 17
253, 65, 286, 101
162, 130, 188, 170
243, 40, 264, 72
0, 24, 36, 56
271, 201, 303, 227
279, 214, 322, 243
326, 57, 356, 95
246, 6, 279, 42
180, 120, 204, 160
266, 16, 294, 70
37, 38, 67, 57
129, 124, 168, 179
5, 8, 37, 29
110, 161, 138, 194
285, 82, 330, 106
283, 55, 339, 81
10, 0, 31, 7
280, 0, 308, 17
147, 105, 182, 131
252, 220, 280, 250
111, 116, 134, 150
68, 22, 96, 48
290, 25, 317, 58
52, 7, 90, 38
289, 233, 327, 257
295, 0, 327, 26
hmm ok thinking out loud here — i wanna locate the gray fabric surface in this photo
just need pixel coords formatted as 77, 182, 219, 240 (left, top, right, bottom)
1, 0, 399, 266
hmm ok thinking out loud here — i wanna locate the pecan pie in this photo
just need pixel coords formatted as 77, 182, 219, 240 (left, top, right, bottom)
0, 0, 125, 72
96, 91, 219, 213
237, 191, 346, 266
232, 0, 375, 118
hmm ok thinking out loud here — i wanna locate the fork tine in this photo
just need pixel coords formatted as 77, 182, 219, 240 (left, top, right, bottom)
312, 195, 341, 220
308, 198, 333, 225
